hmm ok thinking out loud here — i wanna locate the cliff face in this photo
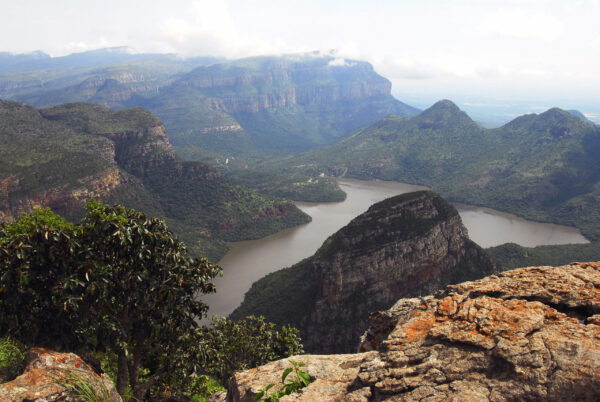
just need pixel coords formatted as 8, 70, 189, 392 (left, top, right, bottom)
184, 60, 392, 114
231, 191, 497, 354
227, 262, 600, 401
0, 167, 125, 223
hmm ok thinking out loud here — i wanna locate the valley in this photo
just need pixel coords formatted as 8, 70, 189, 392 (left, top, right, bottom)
1, 46, 600, 401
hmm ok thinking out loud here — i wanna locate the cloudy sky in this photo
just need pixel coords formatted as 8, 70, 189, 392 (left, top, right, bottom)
2, 0, 599, 120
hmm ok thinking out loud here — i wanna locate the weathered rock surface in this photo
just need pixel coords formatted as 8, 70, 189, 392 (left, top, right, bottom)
227, 262, 600, 401
0, 347, 122, 401
232, 191, 497, 353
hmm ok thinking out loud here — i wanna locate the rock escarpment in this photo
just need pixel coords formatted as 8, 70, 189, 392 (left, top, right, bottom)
227, 262, 600, 401
231, 191, 497, 353
149, 54, 420, 156
0, 347, 121, 401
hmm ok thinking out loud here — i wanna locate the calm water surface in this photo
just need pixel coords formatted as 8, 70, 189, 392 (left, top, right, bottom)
203, 178, 588, 318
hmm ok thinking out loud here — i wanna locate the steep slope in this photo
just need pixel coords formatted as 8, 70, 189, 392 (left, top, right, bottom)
228, 262, 600, 401
140, 53, 419, 158
231, 191, 496, 353
277, 100, 600, 244
0, 100, 309, 260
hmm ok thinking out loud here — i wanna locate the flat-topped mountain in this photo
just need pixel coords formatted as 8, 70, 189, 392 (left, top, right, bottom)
0, 100, 309, 260
231, 191, 496, 353
143, 53, 420, 158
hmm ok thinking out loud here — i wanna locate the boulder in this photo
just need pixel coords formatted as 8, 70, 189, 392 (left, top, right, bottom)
0, 347, 122, 401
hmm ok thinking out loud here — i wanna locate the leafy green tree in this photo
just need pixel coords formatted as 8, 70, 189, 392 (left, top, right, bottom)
76, 200, 222, 399
0, 209, 82, 348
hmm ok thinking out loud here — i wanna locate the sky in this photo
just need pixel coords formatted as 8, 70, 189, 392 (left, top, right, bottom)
1, 0, 600, 122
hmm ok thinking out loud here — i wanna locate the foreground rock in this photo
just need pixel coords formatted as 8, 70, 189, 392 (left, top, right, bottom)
227, 262, 600, 401
0, 347, 121, 401
232, 191, 497, 353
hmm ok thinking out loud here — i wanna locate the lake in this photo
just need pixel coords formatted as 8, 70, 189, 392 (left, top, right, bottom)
202, 178, 588, 318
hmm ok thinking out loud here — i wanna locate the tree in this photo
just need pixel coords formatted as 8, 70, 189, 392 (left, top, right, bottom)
0, 209, 82, 348
0, 203, 222, 399
76, 201, 222, 398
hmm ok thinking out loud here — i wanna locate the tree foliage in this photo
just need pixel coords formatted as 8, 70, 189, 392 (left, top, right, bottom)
0, 208, 82, 347
0, 202, 221, 399
191, 316, 303, 386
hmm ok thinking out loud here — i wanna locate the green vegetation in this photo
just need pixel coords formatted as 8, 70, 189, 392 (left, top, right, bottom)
0, 337, 26, 382
0, 205, 304, 399
192, 316, 303, 385
0, 100, 310, 261
137, 55, 419, 162
51, 368, 113, 402
270, 101, 600, 243
223, 169, 346, 203
254, 360, 311, 402
486, 242, 600, 271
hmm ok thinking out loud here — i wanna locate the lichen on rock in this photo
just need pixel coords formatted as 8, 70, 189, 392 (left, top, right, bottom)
0, 347, 122, 401
227, 262, 600, 401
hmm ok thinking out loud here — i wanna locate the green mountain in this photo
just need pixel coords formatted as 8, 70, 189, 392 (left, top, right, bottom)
0, 100, 309, 261
231, 191, 497, 353
275, 100, 600, 243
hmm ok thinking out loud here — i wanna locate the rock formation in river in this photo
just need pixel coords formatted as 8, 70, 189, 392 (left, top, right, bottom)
231, 190, 497, 353
226, 261, 600, 401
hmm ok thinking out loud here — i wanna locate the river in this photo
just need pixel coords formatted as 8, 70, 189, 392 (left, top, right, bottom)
202, 178, 588, 318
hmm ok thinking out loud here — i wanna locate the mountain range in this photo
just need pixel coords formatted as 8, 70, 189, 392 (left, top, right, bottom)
1, 50, 420, 165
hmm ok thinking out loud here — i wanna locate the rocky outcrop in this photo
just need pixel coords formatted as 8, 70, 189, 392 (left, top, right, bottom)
101, 124, 178, 178
0, 167, 125, 222
231, 191, 497, 354
0, 347, 121, 401
227, 262, 600, 401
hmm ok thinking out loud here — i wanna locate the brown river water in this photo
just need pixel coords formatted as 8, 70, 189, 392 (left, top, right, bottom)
202, 178, 588, 319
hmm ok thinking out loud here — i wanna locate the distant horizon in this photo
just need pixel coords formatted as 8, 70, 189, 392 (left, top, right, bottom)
2, 0, 598, 122
1, 44, 599, 126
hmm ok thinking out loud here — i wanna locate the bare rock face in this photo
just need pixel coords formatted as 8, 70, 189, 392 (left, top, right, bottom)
0, 347, 122, 401
227, 262, 600, 401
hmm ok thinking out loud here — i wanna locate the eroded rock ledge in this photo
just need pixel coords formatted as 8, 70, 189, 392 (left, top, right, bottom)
227, 262, 600, 401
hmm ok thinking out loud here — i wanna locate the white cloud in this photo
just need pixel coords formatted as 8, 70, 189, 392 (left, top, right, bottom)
156, 0, 293, 58
478, 8, 564, 40
328, 58, 356, 67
